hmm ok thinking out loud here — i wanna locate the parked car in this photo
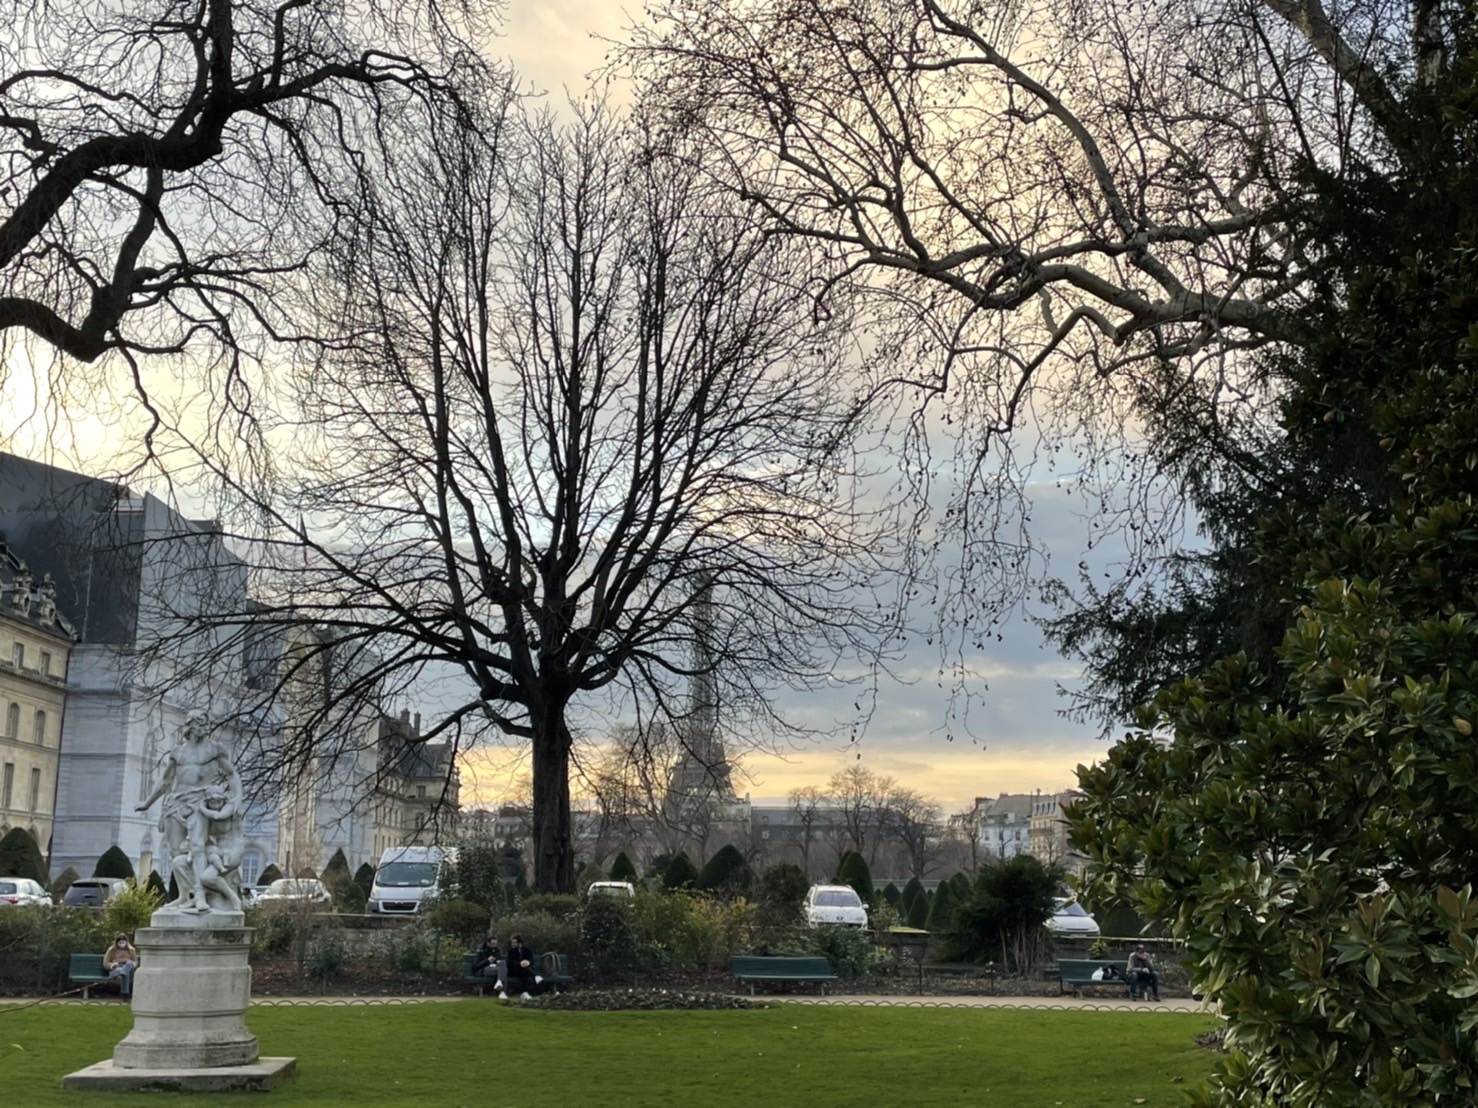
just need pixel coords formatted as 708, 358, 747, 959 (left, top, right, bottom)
256, 878, 333, 909
0, 877, 52, 907
1046, 897, 1101, 937
62, 877, 129, 908
803, 883, 869, 927
586, 880, 636, 899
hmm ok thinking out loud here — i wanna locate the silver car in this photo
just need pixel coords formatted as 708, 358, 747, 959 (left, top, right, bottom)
0, 877, 52, 907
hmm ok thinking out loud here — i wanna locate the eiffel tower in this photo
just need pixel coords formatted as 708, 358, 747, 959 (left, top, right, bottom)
666, 577, 739, 805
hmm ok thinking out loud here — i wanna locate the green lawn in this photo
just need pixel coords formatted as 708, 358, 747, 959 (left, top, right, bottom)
0, 1001, 1218, 1106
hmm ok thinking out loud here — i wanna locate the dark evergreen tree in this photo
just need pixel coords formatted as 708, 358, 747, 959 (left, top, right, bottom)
925, 878, 955, 933
661, 852, 699, 890
696, 844, 753, 898
353, 862, 376, 899
906, 889, 929, 929
755, 863, 808, 932
942, 856, 1059, 968
319, 847, 355, 909
0, 826, 48, 884
50, 865, 80, 900
93, 845, 135, 880
881, 881, 901, 908
258, 863, 283, 886
609, 852, 638, 882
834, 849, 874, 905
899, 876, 925, 918
144, 871, 167, 900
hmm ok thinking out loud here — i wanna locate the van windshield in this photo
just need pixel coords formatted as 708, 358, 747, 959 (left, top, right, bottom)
377, 862, 438, 888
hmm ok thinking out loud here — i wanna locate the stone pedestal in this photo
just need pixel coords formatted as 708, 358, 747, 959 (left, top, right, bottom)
63, 907, 296, 1092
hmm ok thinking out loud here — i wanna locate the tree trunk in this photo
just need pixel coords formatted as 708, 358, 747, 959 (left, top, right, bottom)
530, 709, 575, 893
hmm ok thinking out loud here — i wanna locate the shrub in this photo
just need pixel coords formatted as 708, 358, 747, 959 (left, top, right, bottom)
50, 866, 80, 901
498, 910, 580, 960
629, 890, 708, 972
662, 852, 699, 891
906, 891, 929, 929
610, 851, 638, 881
319, 848, 357, 910
697, 844, 753, 900
809, 922, 872, 978
305, 922, 349, 985
925, 880, 955, 933
755, 863, 807, 936
337, 881, 368, 914
103, 879, 162, 935
517, 893, 579, 919
429, 898, 491, 948
376, 921, 434, 973
900, 876, 925, 917
144, 871, 167, 901
0, 827, 48, 884
445, 843, 508, 914
258, 863, 283, 885
353, 862, 376, 900
250, 907, 297, 959
834, 850, 874, 905
576, 862, 606, 894
882, 882, 901, 908
93, 845, 135, 880
580, 893, 636, 980
941, 855, 1060, 972
0, 904, 111, 993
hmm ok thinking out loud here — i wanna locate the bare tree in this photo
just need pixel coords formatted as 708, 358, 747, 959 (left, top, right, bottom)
1, 0, 497, 439
784, 784, 827, 876
826, 765, 896, 866
626, 0, 1450, 671
168, 91, 901, 892
879, 785, 941, 881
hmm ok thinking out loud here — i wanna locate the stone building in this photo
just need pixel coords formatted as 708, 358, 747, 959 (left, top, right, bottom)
0, 541, 75, 855
369, 710, 460, 860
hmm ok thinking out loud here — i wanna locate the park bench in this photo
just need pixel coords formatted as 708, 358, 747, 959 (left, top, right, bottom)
730, 955, 837, 996
69, 953, 116, 999
461, 952, 573, 996
1056, 958, 1130, 998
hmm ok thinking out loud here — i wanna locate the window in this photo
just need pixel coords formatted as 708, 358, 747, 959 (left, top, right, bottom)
28, 767, 39, 813
4, 703, 16, 738
33, 710, 45, 745
416, 785, 426, 799
1, 763, 12, 809
10, 643, 21, 669
239, 852, 262, 887
39, 651, 50, 677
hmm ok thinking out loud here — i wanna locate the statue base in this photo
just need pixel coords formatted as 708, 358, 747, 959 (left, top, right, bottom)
61, 1057, 297, 1093
66, 908, 287, 1081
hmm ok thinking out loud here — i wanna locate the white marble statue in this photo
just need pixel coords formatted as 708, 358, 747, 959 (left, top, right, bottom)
136, 715, 245, 912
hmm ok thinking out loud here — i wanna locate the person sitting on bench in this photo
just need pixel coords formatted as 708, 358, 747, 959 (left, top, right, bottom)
472, 935, 505, 992
103, 933, 139, 998
1126, 945, 1160, 1001
505, 933, 539, 999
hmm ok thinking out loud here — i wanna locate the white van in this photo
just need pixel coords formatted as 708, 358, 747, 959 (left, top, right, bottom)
367, 846, 454, 914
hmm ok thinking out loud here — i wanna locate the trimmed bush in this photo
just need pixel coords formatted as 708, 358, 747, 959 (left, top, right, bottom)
580, 893, 636, 980
609, 851, 638, 881
258, 863, 283, 886
428, 898, 491, 947
144, 871, 167, 901
809, 920, 872, 978
925, 879, 955, 933
662, 852, 699, 891
498, 910, 580, 960
834, 850, 874, 905
900, 876, 925, 917
882, 882, 901, 908
353, 862, 376, 900
93, 845, 135, 880
319, 848, 355, 909
50, 865, 80, 901
517, 893, 580, 919
0, 827, 48, 884
755, 863, 807, 935
906, 890, 929, 929
696, 844, 753, 899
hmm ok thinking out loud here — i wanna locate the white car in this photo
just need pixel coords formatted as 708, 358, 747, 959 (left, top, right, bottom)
587, 880, 636, 898
803, 884, 869, 927
0, 877, 52, 907
1046, 897, 1101, 936
257, 878, 333, 909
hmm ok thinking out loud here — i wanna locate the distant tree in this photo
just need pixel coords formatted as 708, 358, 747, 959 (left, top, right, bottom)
93, 846, 135, 880
906, 890, 930, 929
353, 863, 376, 900
834, 850, 875, 906
944, 856, 1060, 971
662, 853, 699, 891
755, 863, 808, 932
881, 882, 901, 908
610, 852, 638, 882
925, 879, 956, 933
144, 871, 167, 901
50, 865, 80, 900
899, 877, 925, 918
696, 844, 753, 899
0, 827, 47, 884
319, 848, 355, 909
258, 864, 283, 886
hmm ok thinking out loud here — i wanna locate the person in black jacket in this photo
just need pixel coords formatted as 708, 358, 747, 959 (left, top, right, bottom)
505, 934, 539, 999
472, 936, 505, 994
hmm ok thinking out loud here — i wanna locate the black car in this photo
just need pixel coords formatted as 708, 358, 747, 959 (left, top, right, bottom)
62, 878, 128, 908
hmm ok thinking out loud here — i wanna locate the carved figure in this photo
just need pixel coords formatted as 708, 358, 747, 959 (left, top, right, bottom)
136, 715, 245, 911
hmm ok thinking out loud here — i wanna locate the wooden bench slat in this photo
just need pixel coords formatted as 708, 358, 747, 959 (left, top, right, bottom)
730, 956, 837, 996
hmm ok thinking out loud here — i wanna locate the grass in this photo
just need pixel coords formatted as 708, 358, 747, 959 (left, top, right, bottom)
0, 1000, 1218, 1106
